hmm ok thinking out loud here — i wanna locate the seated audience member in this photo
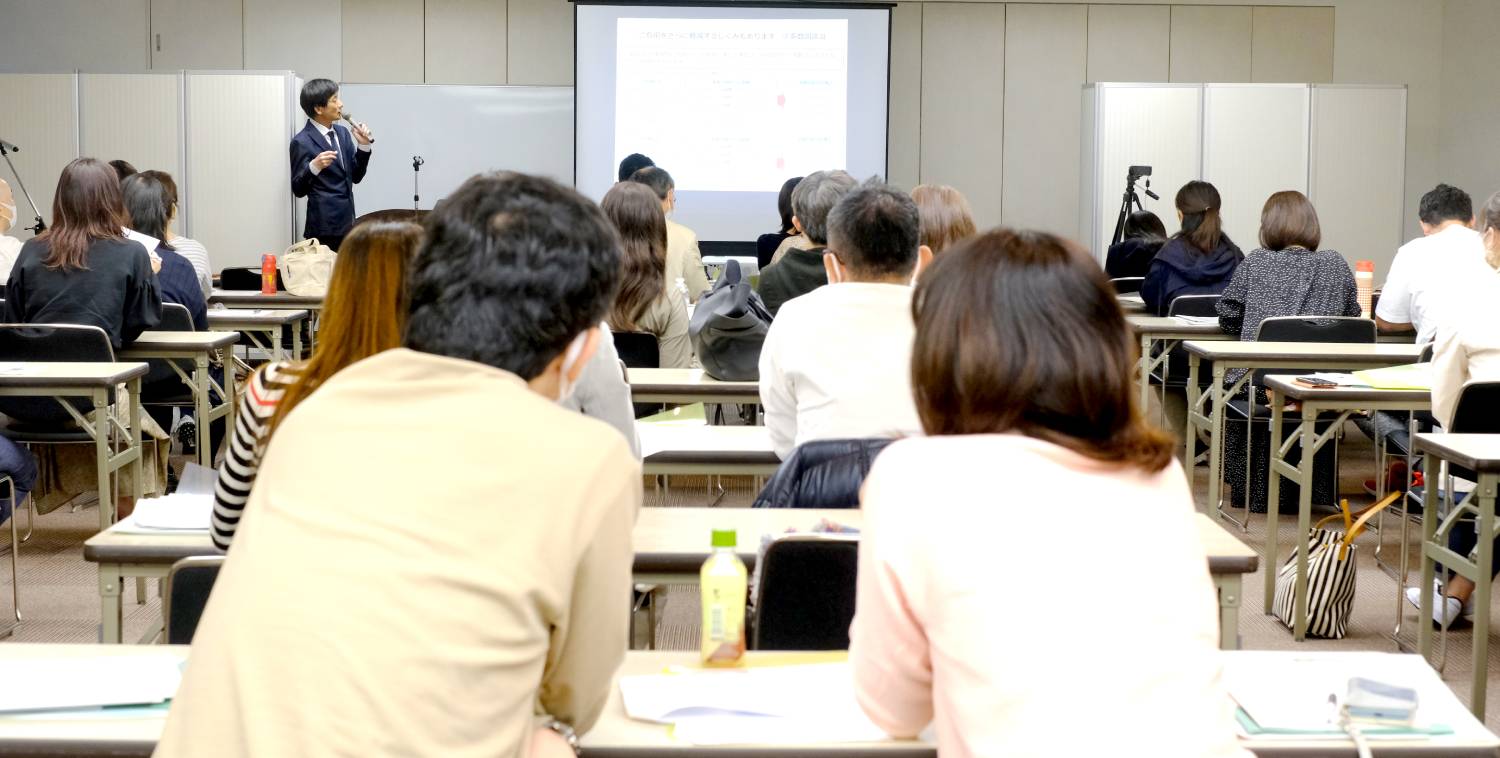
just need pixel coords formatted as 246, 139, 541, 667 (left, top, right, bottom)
2, 158, 167, 514
0, 178, 23, 282
121, 174, 206, 331
1217, 191, 1360, 512
757, 176, 803, 268
849, 228, 1245, 758
108, 159, 137, 183
155, 172, 640, 757
629, 166, 710, 302
1405, 192, 1500, 626
1375, 183, 1488, 344
4, 158, 161, 351
759, 182, 930, 459
758, 169, 857, 316
210, 219, 420, 551
600, 182, 694, 368
0, 437, 36, 526
911, 183, 977, 255
1104, 210, 1167, 279
1141, 180, 1242, 315
141, 170, 211, 296
617, 152, 654, 183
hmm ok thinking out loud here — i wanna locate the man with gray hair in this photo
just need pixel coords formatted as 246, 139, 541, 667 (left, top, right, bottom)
759, 180, 933, 458
757, 169, 857, 316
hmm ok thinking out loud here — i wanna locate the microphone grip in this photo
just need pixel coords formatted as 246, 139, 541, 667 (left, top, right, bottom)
344, 116, 373, 144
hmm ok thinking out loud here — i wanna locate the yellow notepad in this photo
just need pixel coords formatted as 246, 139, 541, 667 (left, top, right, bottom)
1351, 362, 1432, 391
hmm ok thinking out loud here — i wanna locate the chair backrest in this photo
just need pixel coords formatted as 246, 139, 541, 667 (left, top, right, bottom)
752, 438, 892, 509
219, 266, 283, 292
1254, 316, 1375, 344
159, 303, 195, 332
1109, 277, 1144, 295
612, 331, 660, 369
165, 555, 225, 644
751, 535, 859, 650
1168, 294, 1220, 318
1452, 381, 1500, 434
0, 324, 114, 361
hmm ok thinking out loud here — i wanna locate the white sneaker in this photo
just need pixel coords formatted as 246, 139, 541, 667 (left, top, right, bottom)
1405, 580, 1471, 626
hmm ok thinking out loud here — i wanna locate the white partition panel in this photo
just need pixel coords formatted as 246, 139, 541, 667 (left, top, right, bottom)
80, 74, 184, 226
0, 74, 78, 241
1310, 86, 1407, 281
1203, 84, 1310, 251
187, 73, 296, 269
1087, 83, 1202, 260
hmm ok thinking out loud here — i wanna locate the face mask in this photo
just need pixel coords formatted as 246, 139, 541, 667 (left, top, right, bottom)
555, 330, 591, 402
0, 202, 14, 234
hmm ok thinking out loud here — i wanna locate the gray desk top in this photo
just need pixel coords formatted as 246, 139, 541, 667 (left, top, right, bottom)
638, 425, 780, 465
0, 362, 148, 387
209, 290, 323, 308
1263, 375, 1431, 404
628, 369, 760, 398
207, 308, 310, 326
1183, 341, 1424, 363
1414, 434, 1500, 473
120, 331, 239, 352
1127, 315, 1228, 336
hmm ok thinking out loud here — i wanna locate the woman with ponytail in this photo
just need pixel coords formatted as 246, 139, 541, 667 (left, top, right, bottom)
1141, 180, 1244, 315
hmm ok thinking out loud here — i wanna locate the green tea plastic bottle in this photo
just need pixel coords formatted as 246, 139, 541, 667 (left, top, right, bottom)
699, 529, 747, 666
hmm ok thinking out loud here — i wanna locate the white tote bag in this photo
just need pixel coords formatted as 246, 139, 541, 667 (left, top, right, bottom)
279, 239, 337, 296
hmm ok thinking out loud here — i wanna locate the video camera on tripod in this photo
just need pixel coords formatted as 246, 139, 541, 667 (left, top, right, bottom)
1110, 165, 1159, 248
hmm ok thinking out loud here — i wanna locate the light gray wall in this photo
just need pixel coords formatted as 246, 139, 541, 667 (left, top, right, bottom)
0, 0, 1483, 254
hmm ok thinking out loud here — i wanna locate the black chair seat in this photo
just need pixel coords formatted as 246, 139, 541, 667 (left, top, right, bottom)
0, 419, 92, 444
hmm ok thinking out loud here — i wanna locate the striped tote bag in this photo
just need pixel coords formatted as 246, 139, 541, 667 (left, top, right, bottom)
1273, 494, 1399, 639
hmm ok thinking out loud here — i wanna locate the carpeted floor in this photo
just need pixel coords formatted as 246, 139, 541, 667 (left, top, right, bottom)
3, 429, 1499, 731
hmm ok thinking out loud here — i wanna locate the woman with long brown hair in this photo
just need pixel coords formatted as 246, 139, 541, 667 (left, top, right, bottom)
599, 181, 693, 368
848, 229, 1243, 757
210, 219, 420, 550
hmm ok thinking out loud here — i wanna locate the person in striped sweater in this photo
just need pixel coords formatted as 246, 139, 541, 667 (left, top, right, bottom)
211, 219, 420, 551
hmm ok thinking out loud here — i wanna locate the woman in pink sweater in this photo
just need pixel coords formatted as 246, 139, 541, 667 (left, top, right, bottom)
849, 228, 1248, 758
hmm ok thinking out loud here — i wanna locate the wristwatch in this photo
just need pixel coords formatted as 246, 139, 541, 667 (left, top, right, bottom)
542, 718, 580, 755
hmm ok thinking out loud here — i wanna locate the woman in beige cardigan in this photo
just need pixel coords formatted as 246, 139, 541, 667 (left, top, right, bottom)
600, 182, 695, 368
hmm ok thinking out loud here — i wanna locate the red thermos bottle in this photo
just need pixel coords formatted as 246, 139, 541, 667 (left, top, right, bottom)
261, 254, 276, 294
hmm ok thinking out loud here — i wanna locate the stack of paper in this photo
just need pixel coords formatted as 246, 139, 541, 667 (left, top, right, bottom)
0, 655, 183, 714
619, 662, 890, 745
130, 492, 212, 531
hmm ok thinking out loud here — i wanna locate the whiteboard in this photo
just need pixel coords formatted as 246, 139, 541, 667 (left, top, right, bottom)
1203, 84, 1310, 251
338, 84, 573, 215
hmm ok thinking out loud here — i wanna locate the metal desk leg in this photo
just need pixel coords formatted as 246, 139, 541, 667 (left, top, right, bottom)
93, 389, 113, 530
1183, 354, 1201, 468
99, 564, 122, 644
1215, 573, 1241, 649
1206, 363, 1228, 520
1138, 333, 1152, 414
1418, 452, 1439, 661
129, 377, 143, 500
1292, 408, 1317, 641
194, 353, 211, 466
1470, 475, 1496, 717
1265, 398, 1285, 614
292, 322, 303, 361
224, 352, 237, 427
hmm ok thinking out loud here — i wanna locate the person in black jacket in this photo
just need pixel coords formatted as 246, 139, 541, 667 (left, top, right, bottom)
289, 79, 373, 252
1141, 181, 1243, 315
758, 170, 856, 316
1104, 210, 1167, 279
756, 176, 802, 268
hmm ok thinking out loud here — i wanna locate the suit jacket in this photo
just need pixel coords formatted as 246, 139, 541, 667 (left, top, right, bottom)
289, 120, 370, 239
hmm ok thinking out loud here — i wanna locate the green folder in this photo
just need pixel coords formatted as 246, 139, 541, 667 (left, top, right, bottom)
1235, 708, 1452, 737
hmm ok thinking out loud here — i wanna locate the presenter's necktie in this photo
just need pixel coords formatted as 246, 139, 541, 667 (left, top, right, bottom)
327, 129, 342, 168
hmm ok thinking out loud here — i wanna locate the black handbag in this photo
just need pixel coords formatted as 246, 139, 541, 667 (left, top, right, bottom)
689, 260, 773, 381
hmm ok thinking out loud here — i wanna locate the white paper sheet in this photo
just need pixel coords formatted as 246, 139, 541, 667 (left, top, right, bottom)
620, 662, 890, 745
1223, 653, 1467, 736
130, 492, 212, 531
1172, 315, 1220, 326
0, 656, 182, 714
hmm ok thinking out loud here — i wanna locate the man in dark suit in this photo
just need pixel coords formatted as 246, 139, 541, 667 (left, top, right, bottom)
290, 78, 373, 252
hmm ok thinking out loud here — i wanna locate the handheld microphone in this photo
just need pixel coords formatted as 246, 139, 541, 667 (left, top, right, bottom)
341, 112, 373, 144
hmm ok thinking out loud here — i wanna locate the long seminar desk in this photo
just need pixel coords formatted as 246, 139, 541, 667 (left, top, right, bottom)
117, 331, 238, 467
1415, 433, 1500, 720
84, 508, 1255, 649
206, 308, 309, 362
1126, 315, 1230, 413
209, 290, 324, 350
1184, 340, 1425, 526
628, 368, 760, 405
1261, 376, 1432, 643
0, 362, 148, 530
0, 645, 1494, 757
639, 424, 781, 477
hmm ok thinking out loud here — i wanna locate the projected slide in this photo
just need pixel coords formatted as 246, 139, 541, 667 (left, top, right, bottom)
614, 18, 849, 193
